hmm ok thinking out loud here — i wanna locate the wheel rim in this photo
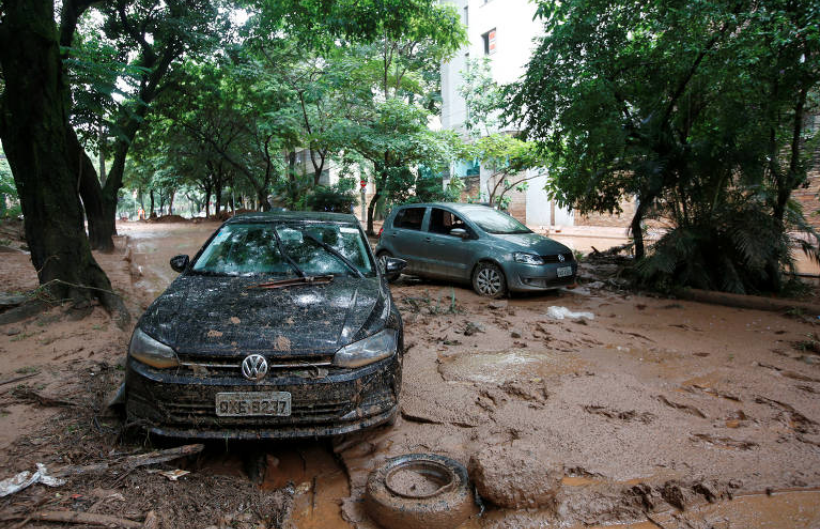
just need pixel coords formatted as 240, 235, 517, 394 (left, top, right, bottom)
379, 254, 391, 275
476, 267, 501, 295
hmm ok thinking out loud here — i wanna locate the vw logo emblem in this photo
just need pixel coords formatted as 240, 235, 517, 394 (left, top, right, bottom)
241, 354, 268, 381
558, 253, 566, 262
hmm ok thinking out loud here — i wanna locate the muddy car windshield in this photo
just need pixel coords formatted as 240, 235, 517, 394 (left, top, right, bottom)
463, 208, 532, 234
191, 223, 374, 277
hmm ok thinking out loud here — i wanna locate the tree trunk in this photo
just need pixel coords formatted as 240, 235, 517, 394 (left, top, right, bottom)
630, 197, 650, 260
168, 190, 175, 215
149, 189, 156, 217
367, 163, 389, 235
0, 0, 127, 322
67, 125, 110, 250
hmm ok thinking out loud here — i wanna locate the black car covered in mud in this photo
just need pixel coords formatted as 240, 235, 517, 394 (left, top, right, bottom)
124, 212, 406, 439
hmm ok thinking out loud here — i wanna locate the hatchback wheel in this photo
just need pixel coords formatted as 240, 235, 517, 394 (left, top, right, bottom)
378, 251, 401, 283
472, 262, 507, 298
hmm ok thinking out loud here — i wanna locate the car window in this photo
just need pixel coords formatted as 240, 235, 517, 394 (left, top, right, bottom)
462, 207, 531, 234
393, 207, 425, 230
429, 208, 469, 236
192, 223, 374, 277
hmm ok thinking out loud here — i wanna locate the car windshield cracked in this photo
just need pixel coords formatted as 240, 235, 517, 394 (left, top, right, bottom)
124, 212, 403, 440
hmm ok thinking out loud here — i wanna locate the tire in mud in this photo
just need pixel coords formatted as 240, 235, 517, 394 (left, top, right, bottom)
472, 262, 507, 298
364, 454, 477, 529
378, 251, 401, 283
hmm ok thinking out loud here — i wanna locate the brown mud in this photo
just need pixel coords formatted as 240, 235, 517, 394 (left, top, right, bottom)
1, 221, 819, 528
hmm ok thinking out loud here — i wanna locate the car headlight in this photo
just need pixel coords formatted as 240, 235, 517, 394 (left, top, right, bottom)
513, 252, 544, 265
128, 327, 180, 369
333, 329, 398, 368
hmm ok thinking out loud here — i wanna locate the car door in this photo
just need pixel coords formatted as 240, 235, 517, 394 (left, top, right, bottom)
382, 206, 430, 275
422, 207, 478, 280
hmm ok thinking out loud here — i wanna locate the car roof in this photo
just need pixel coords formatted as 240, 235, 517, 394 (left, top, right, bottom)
225, 211, 360, 225
393, 202, 493, 213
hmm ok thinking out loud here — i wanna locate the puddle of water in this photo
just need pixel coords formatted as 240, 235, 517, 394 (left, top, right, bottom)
438, 349, 586, 384
260, 445, 352, 529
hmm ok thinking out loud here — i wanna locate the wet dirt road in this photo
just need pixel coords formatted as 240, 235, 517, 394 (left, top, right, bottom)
4, 220, 815, 528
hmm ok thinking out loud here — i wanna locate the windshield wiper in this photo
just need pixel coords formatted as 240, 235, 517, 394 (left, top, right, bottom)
302, 233, 365, 278
272, 228, 306, 278
248, 275, 335, 290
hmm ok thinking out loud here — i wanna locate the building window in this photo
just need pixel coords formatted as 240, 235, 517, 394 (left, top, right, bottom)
463, 5, 468, 27
482, 29, 497, 55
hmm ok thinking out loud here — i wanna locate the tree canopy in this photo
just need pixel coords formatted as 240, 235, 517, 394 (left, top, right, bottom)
509, 0, 820, 293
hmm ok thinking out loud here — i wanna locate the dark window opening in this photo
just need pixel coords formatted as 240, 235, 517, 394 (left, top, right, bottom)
393, 207, 425, 230
482, 29, 496, 55
429, 208, 469, 236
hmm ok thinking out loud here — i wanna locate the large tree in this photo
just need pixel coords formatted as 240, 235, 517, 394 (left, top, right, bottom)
509, 0, 820, 292
0, 0, 126, 317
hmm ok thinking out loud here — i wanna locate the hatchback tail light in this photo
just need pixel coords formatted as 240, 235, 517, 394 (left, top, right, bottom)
378, 227, 383, 239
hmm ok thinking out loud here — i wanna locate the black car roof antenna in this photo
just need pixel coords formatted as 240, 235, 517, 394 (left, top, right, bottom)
271, 227, 306, 278
302, 232, 365, 278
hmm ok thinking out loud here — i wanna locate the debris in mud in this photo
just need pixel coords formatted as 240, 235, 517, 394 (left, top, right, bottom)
463, 321, 485, 336
488, 300, 508, 310
690, 433, 758, 450
0, 463, 65, 497
207, 329, 223, 338
546, 306, 594, 320
656, 395, 707, 418
583, 405, 655, 424
470, 444, 561, 509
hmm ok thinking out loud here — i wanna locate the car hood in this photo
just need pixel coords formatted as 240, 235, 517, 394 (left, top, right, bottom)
492, 232, 572, 256
138, 275, 387, 356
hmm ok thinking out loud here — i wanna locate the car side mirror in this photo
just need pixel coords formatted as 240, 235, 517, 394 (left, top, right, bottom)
384, 257, 407, 274
450, 228, 469, 239
170, 254, 189, 273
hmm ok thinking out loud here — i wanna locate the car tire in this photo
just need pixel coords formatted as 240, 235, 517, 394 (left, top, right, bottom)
364, 454, 477, 529
472, 262, 507, 298
378, 251, 401, 283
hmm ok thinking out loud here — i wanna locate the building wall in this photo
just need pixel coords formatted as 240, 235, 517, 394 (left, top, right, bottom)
440, 0, 576, 226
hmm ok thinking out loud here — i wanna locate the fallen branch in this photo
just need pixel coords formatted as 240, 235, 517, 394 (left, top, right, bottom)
676, 288, 820, 316
0, 510, 143, 528
52, 444, 205, 478
0, 372, 37, 388
123, 443, 204, 469
12, 387, 78, 407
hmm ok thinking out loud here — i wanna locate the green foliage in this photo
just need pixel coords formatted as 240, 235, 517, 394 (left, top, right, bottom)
510, 0, 820, 292
306, 180, 358, 213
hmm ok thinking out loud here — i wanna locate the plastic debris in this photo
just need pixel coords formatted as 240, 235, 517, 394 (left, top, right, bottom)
546, 306, 595, 321
0, 463, 66, 497
158, 469, 191, 481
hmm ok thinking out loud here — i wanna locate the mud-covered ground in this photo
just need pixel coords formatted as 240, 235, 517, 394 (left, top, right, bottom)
1, 220, 819, 528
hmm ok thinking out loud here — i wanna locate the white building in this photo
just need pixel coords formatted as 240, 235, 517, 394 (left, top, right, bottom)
440, 0, 574, 227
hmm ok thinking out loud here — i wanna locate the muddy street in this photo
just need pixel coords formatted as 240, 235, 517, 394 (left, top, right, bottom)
1, 221, 820, 528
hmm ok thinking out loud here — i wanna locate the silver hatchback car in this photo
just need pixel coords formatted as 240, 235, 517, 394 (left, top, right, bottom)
375, 203, 577, 297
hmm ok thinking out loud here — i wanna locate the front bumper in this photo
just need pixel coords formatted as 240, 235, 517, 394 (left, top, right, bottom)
503, 260, 578, 292
124, 353, 401, 440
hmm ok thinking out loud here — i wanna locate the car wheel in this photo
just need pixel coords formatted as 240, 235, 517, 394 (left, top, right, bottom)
364, 454, 477, 529
472, 262, 507, 298
378, 251, 401, 283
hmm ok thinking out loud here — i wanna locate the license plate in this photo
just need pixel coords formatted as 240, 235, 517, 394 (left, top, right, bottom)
215, 392, 292, 417
557, 266, 573, 278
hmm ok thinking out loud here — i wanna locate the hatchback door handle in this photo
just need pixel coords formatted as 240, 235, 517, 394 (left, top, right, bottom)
425, 237, 432, 242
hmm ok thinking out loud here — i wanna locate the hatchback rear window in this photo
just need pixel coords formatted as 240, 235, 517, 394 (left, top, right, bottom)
393, 207, 425, 230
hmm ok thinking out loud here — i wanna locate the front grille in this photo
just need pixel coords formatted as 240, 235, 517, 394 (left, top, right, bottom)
176, 353, 334, 377
541, 253, 574, 264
